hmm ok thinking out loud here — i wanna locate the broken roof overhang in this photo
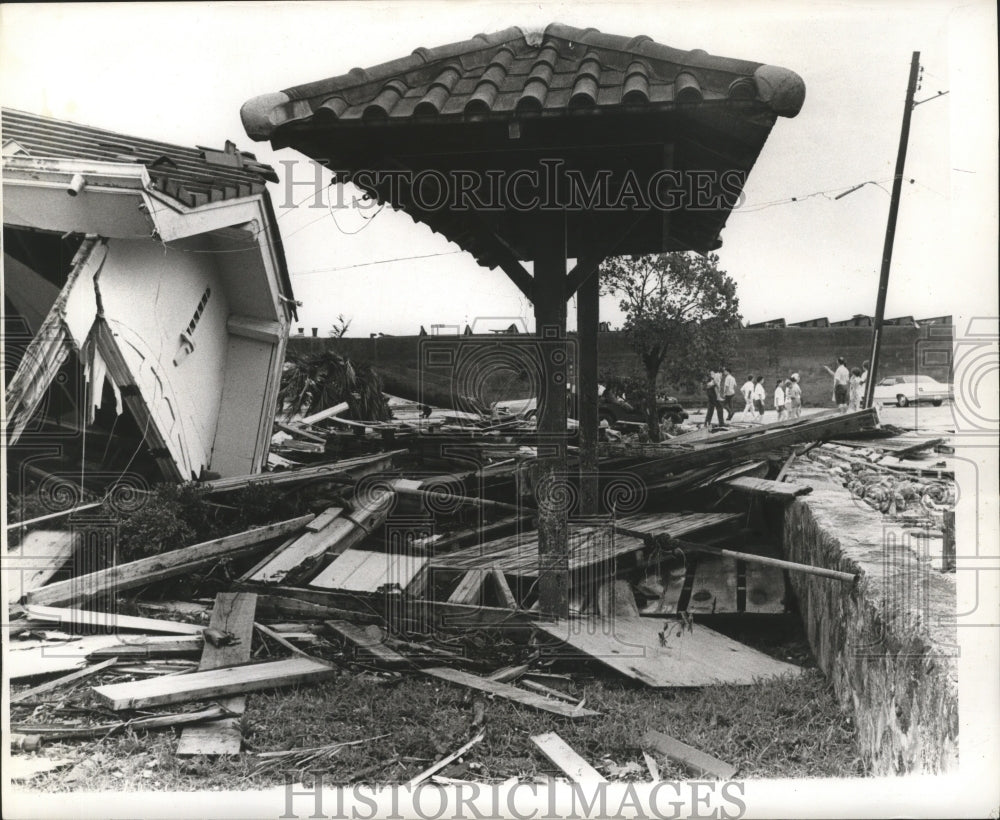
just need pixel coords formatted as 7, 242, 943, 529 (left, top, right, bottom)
242, 23, 804, 262
2, 108, 278, 209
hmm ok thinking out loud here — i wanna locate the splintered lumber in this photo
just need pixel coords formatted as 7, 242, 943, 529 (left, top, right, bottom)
422, 667, 600, 718
448, 569, 488, 605
6, 529, 80, 600
723, 476, 813, 499
489, 569, 519, 609
87, 636, 205, 660
254, 622, 313, 658
642, 729, 737, 780
407, 731, 485, 787
531, 732, 606, 782
26, 515, 313, 607
533, 617, 802, 687
309, 548, 427, 592
621, 408, 879, 477
329, 623, 597, 717
176, 592, 257, 756
325, 620, 413, 666
8, 635, 128, 679
249, 492, 394, 586
10, 657, 119, 704
93, 656, 336, 711
13, 705, 233, 741
241, 505, 353, 584
198, 451, 405, 494
24, 604, 205, 635
432, 512, 742, 578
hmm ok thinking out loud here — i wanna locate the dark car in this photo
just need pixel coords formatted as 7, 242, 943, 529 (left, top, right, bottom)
598, 395, 688, 426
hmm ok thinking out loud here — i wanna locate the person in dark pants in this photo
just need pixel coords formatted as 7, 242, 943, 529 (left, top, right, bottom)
704, 370, 722, 428
722, 367, 737, 420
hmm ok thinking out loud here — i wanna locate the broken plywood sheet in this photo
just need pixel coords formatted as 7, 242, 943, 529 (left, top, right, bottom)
176, 592, 257, 756
8, 635, 125, 680
6, 530, 79, 601
533, 616, 802, 687
309, 548, 427, 592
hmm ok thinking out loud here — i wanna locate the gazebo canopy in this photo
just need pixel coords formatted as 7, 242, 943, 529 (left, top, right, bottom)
242, 24, 804, 268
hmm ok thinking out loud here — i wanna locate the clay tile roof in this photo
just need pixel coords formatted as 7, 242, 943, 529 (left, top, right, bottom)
242, 23, 804, 138
2, 107, 279, 209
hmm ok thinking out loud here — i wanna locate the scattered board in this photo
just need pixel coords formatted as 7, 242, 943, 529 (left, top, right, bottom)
533, 616, 803, 687
309, 548, 427, 592
24, 604, 205, 635
531, 732, 606, 782
93, 656, 336, 711
642, 729, 737, 779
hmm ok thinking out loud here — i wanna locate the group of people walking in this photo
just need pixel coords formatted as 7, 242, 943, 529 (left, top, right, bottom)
703, 357, 870, 428
703, 367, 803, 428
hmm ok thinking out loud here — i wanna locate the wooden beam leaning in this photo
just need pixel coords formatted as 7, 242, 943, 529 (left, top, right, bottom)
26, 515, 314, 607
176, 592, 258, 756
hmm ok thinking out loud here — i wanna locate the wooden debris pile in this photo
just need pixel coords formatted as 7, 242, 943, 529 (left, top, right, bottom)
6, 400, 900, 783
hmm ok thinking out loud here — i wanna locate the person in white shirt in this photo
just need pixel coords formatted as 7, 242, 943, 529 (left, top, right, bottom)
823, 356, 850, 413
722, 368, 738, 421
740, 375, 755, 420
774, 379, 786, 421
752, 376, 766, 422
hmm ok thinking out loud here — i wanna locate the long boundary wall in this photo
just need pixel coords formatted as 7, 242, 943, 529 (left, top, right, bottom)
289, 325, 953, 409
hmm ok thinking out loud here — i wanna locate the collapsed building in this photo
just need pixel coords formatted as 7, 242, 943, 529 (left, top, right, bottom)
3, 108, 296, 484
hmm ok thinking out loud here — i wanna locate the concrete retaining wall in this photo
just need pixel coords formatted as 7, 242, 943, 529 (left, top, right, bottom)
781, 473, 958, 774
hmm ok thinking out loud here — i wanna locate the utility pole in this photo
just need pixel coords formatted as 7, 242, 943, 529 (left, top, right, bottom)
863, 51, 921, 408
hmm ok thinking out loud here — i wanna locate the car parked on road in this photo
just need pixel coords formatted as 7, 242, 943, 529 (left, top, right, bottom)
871, 374, 952, 407
492, 385, 688, 425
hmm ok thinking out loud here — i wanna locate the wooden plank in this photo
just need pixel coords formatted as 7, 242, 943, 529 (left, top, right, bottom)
533, 617, 802, 687
407, 732, 485, 787
723, 476, 813, 499
197, 451, 405, 494
87, 636, 204, 659
309, 549, 428, 592
422, 666, 600, 719
685, 555, 738, 615
93, 656, 336, 711
6, 530, 79, 600
176, 592, 257, 756
10, 657, 119, 704
306, 507, 343, 531
8, 635, 129, 680
744, 561, 787, 614
489, 569, 519, 609
24, 604, 205, 635
596, 580, 640, 619
325, 620, 410, 667
531, 732, 606, 782
27, 515, 313, 607
641, 729, 737, 780
448, 569, 487, 605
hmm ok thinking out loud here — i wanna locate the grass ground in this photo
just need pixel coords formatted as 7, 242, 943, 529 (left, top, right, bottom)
14, 616, 865, 793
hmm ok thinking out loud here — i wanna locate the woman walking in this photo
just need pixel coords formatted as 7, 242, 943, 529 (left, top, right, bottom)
787, 373, 803, 418
774, 379, 786, 421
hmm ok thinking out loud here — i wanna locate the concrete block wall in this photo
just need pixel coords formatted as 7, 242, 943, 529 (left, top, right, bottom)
780, 474, 959, 774
288, 324, 953, 409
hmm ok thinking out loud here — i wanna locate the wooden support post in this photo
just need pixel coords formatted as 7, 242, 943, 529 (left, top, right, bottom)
576, 267, 600, 515
533, 213, 569, 619
942, 509, 956, 572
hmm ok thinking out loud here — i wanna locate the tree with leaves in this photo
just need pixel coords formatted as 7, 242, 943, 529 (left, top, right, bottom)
279, 349, 390, 421
601, 252, 742, 441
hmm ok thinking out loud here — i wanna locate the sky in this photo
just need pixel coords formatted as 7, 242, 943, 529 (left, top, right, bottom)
1, 1, 996, 339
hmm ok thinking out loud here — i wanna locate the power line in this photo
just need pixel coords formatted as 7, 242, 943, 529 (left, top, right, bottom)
290, 250, 465, 277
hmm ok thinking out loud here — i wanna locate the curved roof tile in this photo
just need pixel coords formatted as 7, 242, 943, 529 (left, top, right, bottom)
241, 23, 805, 139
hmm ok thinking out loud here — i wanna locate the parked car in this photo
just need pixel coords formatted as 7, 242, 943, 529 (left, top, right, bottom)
871, 374, 953, 407
492, 386, 688, 425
